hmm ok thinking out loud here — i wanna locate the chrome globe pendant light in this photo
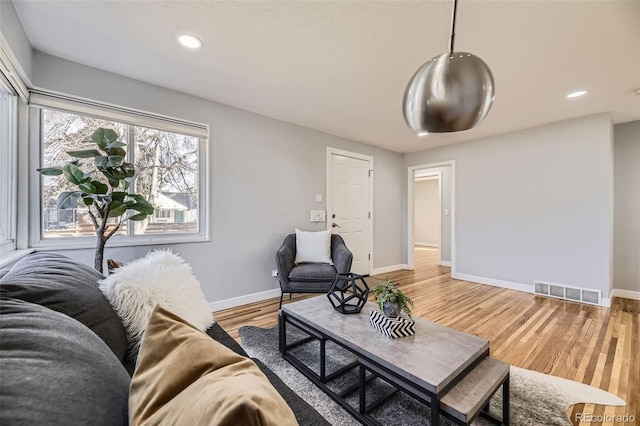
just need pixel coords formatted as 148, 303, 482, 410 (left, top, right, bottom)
403, 0, 495, 133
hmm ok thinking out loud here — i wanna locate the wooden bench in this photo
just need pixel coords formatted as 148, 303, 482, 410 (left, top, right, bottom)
440, 357, 510, 425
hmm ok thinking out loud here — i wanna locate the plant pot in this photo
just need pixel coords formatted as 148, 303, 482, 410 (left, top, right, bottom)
382, 301, 400, 318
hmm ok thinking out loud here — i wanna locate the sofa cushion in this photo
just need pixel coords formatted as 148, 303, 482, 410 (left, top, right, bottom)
252, 358, 331, 425
129, 305, 297, 426
205, 323, 328, 424
0, 252, 127, 361
289, 263, 337, 282
206, 322, 249, 357
0, 298, 130, 425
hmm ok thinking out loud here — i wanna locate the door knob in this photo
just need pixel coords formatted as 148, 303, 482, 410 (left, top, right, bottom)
331, 223, 341, 228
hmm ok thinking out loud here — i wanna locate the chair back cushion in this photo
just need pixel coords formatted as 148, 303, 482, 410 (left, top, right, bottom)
294, 228, 332, 264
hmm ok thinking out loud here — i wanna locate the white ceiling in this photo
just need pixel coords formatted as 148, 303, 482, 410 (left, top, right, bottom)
12, 0, 640, 153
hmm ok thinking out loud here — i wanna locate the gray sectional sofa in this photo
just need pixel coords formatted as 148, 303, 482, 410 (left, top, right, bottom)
0, 252, 328, 425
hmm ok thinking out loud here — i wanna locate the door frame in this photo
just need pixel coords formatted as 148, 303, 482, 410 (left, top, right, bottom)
407, 160, 456, 272
413, 171, 442, 261
326, 147, 374, 275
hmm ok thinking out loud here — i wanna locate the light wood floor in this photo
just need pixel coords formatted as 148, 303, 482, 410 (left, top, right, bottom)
215, 247, 639, 426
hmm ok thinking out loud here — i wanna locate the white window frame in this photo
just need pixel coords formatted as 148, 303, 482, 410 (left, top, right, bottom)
28, 90, 210, 250
0, 33, 34, 267
0, 85, 17, 256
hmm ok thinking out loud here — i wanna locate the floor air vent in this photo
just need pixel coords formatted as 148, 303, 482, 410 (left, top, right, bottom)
533, 281, 601, 306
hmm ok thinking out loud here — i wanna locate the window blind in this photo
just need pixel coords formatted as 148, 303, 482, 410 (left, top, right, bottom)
29, 89, 208, 139
0, 42, 29, 102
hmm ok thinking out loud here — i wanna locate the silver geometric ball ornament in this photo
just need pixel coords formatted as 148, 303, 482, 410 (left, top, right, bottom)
403, 0, 495, 133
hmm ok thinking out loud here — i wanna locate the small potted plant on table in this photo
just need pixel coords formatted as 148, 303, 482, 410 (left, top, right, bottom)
372, 279, 414, 318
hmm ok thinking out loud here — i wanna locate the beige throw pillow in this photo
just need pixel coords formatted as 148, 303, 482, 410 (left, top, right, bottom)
129, 305, 297, 426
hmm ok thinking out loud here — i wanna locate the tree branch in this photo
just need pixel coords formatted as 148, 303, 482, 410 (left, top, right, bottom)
86, 205, 100, 230
98, 199, 112, 241
105, 220, 123, 239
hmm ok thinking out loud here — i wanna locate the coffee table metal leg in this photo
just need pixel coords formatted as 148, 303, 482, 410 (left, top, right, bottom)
320, 338, 326, 382
359, 364, 366, 414
279, 312, 286, 354
503, 375, 510, 425
431, 394, 440, 426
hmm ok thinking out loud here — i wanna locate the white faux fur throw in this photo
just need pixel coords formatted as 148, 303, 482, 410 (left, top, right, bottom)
99, 250, 214, 356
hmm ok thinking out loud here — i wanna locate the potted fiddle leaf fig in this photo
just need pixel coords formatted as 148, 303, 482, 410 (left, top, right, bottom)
38, 127, 154, 273
372, 279, 414, 318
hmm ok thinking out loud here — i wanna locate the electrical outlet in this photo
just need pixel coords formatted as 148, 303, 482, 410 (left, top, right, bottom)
271, 270, 279, 277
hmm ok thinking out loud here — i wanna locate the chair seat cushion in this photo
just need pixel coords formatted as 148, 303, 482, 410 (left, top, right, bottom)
284, 281, 334, 293
288, 263, 337, 282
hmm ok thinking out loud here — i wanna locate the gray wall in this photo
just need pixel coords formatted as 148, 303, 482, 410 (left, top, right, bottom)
28, 52, 405, 304
0, 1, 33, 83
414, 179, 440, 246
405, 114, 614, 296
613, 121, 640, 293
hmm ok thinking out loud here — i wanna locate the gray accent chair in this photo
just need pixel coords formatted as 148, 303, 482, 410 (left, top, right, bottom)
275, 233, 353, 308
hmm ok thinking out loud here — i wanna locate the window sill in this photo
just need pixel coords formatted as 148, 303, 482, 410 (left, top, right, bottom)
0, 248, 36, 268
30, 234, 210, 251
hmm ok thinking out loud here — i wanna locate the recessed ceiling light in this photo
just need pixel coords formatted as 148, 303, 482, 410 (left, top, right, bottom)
417, 131, 429, 137
566, 90, 587, 99
177, 34, 203, 49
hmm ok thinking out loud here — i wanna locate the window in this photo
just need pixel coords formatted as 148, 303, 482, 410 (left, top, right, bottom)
0, 35, 31, 265
0, 85, 17, 254
31, 92, 209, 248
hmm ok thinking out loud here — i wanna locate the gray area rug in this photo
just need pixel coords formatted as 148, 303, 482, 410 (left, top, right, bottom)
239, 325, 625, 426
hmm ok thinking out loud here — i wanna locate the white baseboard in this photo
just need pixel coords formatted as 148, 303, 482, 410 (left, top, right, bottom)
438, 261, 451, 267
209, 288, 282, 313
452, 272, 532, 294
453, 272, 613, 307
610, 288, 640, 301
371, 264, 409, 276
415, 242, 439, 248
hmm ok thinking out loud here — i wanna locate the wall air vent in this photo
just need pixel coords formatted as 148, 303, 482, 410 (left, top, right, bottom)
533, 281, 601, 306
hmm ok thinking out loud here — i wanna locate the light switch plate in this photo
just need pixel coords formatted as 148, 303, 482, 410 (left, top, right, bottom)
444, 209, 450, 216
310, 210, 326, 222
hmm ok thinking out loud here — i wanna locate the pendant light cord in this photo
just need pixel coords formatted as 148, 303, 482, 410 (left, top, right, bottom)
449, 0, 458, 54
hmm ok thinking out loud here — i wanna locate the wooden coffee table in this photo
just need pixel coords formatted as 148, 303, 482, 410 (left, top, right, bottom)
279, 296, 509, 426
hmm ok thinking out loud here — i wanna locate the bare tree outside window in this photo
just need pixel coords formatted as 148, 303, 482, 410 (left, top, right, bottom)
42, 110, 127, 238
134, 127, 199, 234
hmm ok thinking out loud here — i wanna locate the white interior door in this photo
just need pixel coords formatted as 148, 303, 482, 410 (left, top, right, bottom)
327, 149, 372, 275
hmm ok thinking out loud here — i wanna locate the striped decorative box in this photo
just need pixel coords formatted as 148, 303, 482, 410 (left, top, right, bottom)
369, 309, 415, 339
